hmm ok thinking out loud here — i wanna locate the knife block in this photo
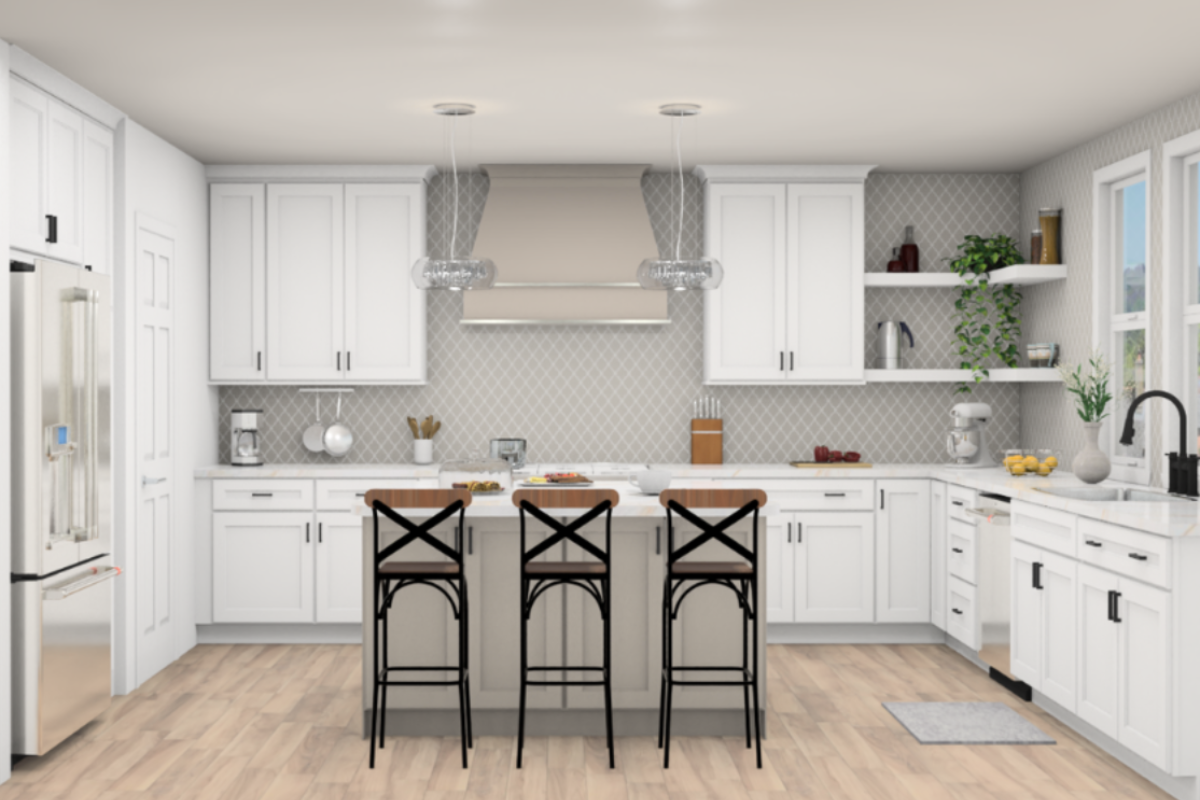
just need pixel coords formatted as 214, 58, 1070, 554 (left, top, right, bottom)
691, 419, 723, 465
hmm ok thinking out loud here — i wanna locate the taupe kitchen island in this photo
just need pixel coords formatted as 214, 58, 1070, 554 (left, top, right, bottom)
358, 486, 772, 737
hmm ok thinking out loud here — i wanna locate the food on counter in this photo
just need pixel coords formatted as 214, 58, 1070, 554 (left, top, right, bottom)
1044, 456, 1058, 468
528, 476, 548, 484
828, 450, 844, 462
452, 480, 503, 493
814, 446, 830, 463
1003, 449, 1059, 477
1010, 463, 1026, 475
843, 451, 862, 463
547, 473, 592, 484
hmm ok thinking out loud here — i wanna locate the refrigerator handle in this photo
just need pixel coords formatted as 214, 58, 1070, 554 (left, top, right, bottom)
43, 566, 121, 601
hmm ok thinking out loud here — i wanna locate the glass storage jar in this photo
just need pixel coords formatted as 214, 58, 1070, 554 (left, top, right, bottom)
439, 457, 513, 492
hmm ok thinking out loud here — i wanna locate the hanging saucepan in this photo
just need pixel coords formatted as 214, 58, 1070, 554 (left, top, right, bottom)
323, 395, 355, 457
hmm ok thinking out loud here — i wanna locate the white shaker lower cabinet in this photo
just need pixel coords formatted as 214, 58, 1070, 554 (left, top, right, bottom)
930, 481, 947, 631
764, 515, 795, 623
793, 511, 875, 623
315, 512, 364, 623
876, 480, 931, 623
1009, 541, 1077, 710
213, 512, 314, 623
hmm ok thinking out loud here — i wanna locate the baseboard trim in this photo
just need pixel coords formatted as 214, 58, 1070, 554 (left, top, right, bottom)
943, 636, 1196, 800
767, 623, 945, 645
362, 709, 767, 738
197, 623, 362, 644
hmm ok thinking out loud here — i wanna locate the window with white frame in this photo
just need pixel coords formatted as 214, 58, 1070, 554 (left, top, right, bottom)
1184, 153, 1200, 454
1164, 129, 1200, 474
1093, 151, 1151, 484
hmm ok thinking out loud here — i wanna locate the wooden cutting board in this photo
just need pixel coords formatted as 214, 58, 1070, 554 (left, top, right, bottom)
789, 461, 873, 469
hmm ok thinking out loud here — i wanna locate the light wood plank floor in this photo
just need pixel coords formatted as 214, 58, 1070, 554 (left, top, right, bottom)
0, 643, 1172, 799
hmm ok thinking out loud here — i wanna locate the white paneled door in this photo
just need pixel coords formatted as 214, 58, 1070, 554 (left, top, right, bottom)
135, 215, 176, 684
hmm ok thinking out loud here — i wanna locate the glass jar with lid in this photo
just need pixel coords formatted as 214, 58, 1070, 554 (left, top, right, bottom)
439, 457, 513, 492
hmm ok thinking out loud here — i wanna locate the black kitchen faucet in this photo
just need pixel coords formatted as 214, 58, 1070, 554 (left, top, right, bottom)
1119, 390, 1199, 497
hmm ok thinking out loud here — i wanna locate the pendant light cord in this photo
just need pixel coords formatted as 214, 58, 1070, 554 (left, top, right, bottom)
450, 114, 460, 260
675, 114, 684, 263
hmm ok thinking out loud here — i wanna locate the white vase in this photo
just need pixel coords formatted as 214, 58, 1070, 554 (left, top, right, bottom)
1073, 421, 1110, 484
413, 439, 433, 465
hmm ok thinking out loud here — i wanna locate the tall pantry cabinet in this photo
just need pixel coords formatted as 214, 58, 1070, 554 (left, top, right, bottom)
696, 165, 873, 385
208, 167, 433, 384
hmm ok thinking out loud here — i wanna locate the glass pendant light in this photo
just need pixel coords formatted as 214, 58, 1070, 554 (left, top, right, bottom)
637, 103, 723, 291
412, 103, 497, 291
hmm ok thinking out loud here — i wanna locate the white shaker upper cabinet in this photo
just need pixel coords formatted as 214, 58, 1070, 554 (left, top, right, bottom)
698, 166, 873, 385
344, 184, 426, 383
266, 184, 345, 381
786, 183, 865, 382
210, 184, 266, 381
45, 97, 84, 264
81, 120, 114, 275
703, 183, 788, 382
10, 79, 49, 256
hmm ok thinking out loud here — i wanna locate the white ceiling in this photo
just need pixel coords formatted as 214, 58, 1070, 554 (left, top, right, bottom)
4, 0, 1200, 171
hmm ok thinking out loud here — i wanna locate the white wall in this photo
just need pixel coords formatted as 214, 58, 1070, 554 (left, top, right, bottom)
0, 39, 14, 785
114, 121, 214, 690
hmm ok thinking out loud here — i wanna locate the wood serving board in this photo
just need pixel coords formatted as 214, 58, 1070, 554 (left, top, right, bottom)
789, 462, 873, 469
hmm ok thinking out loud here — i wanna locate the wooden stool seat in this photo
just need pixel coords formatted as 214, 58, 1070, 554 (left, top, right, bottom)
525, 561, 608, 577
670, 561, 751, 577
380, 561, 461, 576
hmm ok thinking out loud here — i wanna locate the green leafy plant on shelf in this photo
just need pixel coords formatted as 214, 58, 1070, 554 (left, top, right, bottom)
1058, 351, 1113, 422
945, 234, 1024, 393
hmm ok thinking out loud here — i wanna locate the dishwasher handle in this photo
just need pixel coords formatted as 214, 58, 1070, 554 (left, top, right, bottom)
44, 566, 121, 601
965, 506, 1011, 525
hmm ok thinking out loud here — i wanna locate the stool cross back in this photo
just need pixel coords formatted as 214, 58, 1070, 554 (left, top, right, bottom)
658, 488, 767, 770
512, 488, 620, 770
366, 488, 473, 770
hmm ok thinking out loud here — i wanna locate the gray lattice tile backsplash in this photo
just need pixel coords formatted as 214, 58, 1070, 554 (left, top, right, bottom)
219, 171, 1023, 465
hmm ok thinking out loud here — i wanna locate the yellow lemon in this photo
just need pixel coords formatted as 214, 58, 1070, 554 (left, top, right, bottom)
1023, 456, 1039, 470
1004, 455, 1022, 464
1037, 464, 1052, 476
1011, 463, 1026, 475
1044, 456, 1058, 468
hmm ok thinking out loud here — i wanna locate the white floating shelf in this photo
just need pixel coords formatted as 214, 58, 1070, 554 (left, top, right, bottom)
864, 264, 1066, 288
865, 368, 1063, 384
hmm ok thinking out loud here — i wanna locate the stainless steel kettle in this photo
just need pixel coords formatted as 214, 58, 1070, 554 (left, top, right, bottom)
875, 321, 915, 369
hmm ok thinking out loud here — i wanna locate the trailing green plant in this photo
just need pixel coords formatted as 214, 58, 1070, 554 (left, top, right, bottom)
945, 234, 1024, 393
1058, 351, 1113, 423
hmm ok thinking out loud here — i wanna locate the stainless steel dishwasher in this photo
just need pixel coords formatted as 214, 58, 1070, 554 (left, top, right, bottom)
966, 493, 1031, 700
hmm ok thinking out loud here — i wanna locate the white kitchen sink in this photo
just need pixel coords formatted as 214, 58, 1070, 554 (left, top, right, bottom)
1033, 486, 1194, 503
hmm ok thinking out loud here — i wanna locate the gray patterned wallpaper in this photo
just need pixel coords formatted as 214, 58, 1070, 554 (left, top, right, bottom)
1019, 86, 1200, 488
219, 172, 1022, 465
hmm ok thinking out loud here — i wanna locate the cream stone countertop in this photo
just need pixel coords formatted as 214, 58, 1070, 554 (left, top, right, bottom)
196, 462, 1194, 537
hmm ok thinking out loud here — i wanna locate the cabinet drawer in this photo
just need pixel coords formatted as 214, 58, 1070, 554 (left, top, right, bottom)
316, 479, 425, 511
1012, 501, 1076, 558
947, 576, 979, 650
947, 484, 978, 523
1078, 518, 1170, 589
213, 480, 314, 511
948, 517, 978, 585
771, 480, 875, 511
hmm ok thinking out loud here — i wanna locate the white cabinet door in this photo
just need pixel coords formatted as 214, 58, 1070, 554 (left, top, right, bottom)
10, 79, 49, 255
1009, 540, 1042, 688
81, 120, 113, 275
1039, 551, 1077, 711
794, 512, 874, 623
315, 512, 364, 623
785, 183, 864, 382
210, 184, 266, 381
875, 480, 931, 623
703, 183, 788, 382
764, 515, 795, 623
344, 184, 426, 382
930, 482, 947, 631
1118, 579, 1170, 769
1077, 564, 1120, 738
213, 512, 314, 623
266, 184, 344, 381
46, 98, 84, 264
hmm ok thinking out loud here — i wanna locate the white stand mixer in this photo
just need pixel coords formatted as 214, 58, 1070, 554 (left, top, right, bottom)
946, 402, 996, 468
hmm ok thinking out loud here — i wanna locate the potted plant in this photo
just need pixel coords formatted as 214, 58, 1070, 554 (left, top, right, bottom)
1058, 351, 1114, 483
946, 235, 1024, 393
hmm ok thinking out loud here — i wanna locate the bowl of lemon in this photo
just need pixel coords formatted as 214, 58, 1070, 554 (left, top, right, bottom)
1003, 449, 1059, 476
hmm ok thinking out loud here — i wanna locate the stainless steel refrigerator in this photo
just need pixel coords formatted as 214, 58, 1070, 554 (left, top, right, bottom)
10, 257, 116, 756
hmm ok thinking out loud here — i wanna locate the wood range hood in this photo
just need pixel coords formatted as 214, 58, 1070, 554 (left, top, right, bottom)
461, 164, 668, 324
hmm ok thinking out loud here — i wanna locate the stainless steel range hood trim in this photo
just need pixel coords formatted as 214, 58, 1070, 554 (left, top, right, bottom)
459, 319, 671, 326
492, 282, 641, 289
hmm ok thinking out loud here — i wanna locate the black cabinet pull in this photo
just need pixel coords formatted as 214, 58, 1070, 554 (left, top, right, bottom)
780, 352, 784, 371
1109, 590, 1122, 623
84, 264, 92, 272
789, 351, 794, 370
1128, 552, 1148, 561
656, 526, 661, 555
46, 214, 57, 243
356, 492, 366, 497
257, 351, 262, 371
786, 522, 791, 544
468, 526, 474, 556
337, 351, 341, 370
347, 351, 351, 371
951, 500, 964, 507
880, 489, 885, 510
951, 547, 964, 554
951, 608, 963, 615
305, 522, 310, 544
797, 522, 802, 543
251, 492, 273, 497
1085, 540, 1102, 548
1032, 562, 1043, 590
318, 523, 323, 544
824, 492, 846, 498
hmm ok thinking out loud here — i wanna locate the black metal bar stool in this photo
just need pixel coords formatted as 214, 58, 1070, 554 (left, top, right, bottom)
512, 488, 619, 770
366, 488, 473, 770
657, 488, 767, 769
